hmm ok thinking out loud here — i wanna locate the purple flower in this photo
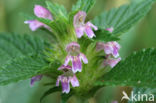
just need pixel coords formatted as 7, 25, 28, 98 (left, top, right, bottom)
30, 75, 43, 86
96, 42, 121, 68
96, 42, 120, 58
106, 27, 114, 33
103, 57, 121, 68
34, 5, 53, 20
104, 41, 120, 58
74, 11, 98, 38
56, 65, 79, 94
64, 42, 88, 73
24, 5, 53, 31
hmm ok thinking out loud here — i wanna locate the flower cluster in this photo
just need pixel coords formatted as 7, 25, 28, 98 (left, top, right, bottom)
24, 5, 53, 31
27, 5, 121, 94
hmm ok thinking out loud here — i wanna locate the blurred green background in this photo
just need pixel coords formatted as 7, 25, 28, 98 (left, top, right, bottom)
0, 0, 156, 103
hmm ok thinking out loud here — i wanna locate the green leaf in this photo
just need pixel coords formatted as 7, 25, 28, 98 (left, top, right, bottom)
0, 33, 54, 85
40, 87, 61, 102
0, 55, 48, 85
46, 1, 68, 19
95, 48, 156, 88
94, 30, 120, 42
0, 33, 49, 66
72, 0, 96, 13
92, 0, 155, 35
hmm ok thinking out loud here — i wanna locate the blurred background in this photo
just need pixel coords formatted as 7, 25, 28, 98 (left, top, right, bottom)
0, 0, 156, 103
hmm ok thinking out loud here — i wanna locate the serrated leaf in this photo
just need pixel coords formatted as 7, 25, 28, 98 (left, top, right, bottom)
92, 0, 155, 35
95, 48, 156, 88
72, 0, 96, 13
0, 33, 49, 66
93, 30, 120, 42
0, 56, 48, 85
0, 33, 56, 85
40, 87, 61, 102
46, 1, 68, 19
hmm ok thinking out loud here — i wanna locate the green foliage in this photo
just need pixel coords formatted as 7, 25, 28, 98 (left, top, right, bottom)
0, 33, 51, 85
46, 1, 68, 19
94, 30, 120, 42
0, 56, 48, 85
95, 48, 156, 88
92, 0, 155, 36
72, 0, 96, 13
0, 33, 49, 66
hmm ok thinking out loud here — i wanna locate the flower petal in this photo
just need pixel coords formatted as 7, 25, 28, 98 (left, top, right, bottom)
30, 75, 42, 86
80, 53, 88, 64
34, 5, 53, 20
75, 27, 85, 38
56, 76, 61, 86
72, 56, 82, 73
85, 26, 96, 38
103, 41, 120, 58
104, 57, 121, 68
70, 75, 79, 87
86, 22, 98, 31
64, 55, 72, 66
61, 77, 70, 94
74, 11, 86, 27
24, 20, 43, 31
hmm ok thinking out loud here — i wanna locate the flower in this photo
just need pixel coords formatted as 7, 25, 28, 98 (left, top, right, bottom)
30, 75, 43, 86
96, 41, 120, 58
106, 27, 114, 33
56, 65, 79, 94
64, 42, 88, 73
24, 5, 53, 31
96, 42, 121, 68
103, 57, 121, 68
104, 41, 120, 58
74, 11, 98, 38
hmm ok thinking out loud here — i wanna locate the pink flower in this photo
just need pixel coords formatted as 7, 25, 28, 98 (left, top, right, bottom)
104, 41, 120, 58
96, 41, 120, 58
96, 42, 121, 68
24, 5, 53, 31
74, 11, 98, 38
103, 57, 121, 68
30, 75, 43, 86
56, 65, 79, 94
64, 42, 88, 73
106, 27, 114, 33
